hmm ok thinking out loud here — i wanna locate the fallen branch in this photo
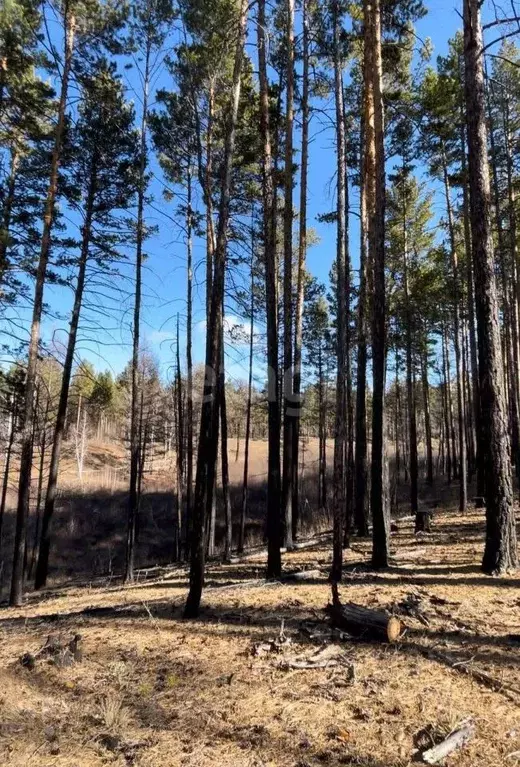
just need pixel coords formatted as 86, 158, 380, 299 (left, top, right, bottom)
421, 720, 475, 764
280, 644, 352, 670
282, 569, 322, 583
413, 645, 520, 703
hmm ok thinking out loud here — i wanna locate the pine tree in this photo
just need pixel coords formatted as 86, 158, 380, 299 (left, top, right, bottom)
463, 0, 518, 574
34, 62, 139, 589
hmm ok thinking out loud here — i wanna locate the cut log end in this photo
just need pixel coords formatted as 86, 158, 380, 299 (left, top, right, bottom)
387, 616, 402, 643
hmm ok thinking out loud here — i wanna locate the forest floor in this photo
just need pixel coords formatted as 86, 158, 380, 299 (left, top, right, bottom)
0, 507, 519, 767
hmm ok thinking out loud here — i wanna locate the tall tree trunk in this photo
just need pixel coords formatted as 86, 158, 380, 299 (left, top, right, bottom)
318, 344, 327, 510
421, 348, 433, 486
239, 249, 255, 554
502, 93, 520, 479
258, 0, 282, 579
442, 151, 467, 512
330, 0, 347, 582
125, 40, 151, 584
291, 0, 309, 542
175, 315, 185, 562
354, 109, 369, 537
463, 0, 517, 573
10, 11, 75, 606
29, 397, 49, 581
441, 329, 452, 483
34, 173, 95, 590
344, 103, 354, 545
282, 0, 295, 550
395, 351, 401, 487
444, 327, 458, 477
365, 0, 389, 567
186, 161, 194, 556
402, 187, 419, 523
205, 84, 215, 311
461, 120, 483, 492
184, 0, 248, 617
488, 94, 518, 474
0, 399, 15, 554
220, 313, 232, 562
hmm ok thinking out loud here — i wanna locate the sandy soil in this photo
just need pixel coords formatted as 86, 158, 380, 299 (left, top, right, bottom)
0, 507, 518, 766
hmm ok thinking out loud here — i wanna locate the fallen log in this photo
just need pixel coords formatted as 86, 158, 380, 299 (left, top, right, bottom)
421, 720, 475, 764
282, 569, 322, 583
327, 585, 401, 643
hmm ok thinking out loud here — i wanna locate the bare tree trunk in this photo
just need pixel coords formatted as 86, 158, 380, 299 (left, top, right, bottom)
330, 0, 347, 581
463, 0, 517, 573
282, 0, 295, 550
421, 348, 433, 486
445, 328, 458, 477
502, 94, 520, 479
395, 351, 401, 486
344, 102, 354, 545
365, 0, 389, 567
441, 330, 452, 483
318, 344, 327, 511
461, 120, 483, 492
10, 11, 75, 606
442, 151, 467, 512
184, 0, 248, 617
0, 399, 15, 551
258, 0, 282, 579
354, 107, 369, 537
175, 316, 185, 561
239, 249, 255, 554
402, 187, 419, 524
126, 39, 151, 584
34, 169, 95, 590
186, 161, 194, 556
291, 0, 309, 542
220, 313, 233, 562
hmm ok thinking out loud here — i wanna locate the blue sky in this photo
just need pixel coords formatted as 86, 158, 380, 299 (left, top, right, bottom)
5, 0, 504, 389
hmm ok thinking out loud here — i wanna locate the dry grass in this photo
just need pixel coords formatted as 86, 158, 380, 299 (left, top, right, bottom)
0, 506, 518, 766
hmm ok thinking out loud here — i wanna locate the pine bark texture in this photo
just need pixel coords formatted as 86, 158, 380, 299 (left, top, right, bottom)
463, 0, 517, 574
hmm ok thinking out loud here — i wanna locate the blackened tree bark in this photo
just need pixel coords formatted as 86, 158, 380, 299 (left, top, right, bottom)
186, 161, 194, 555
282, 0, 295, 550
184, 0, 249, 617
442, 150, 467, 513
402, 189, 419, 526
175, 315, 185, 562
34, 172, 95, 590
365, 0, 389, 568
220, 311, 233, 563
460, 120, 483, 493
257, 0, 282, 579
354, 107, 369, 538
10, 10, 75, 606
330, 0, 347, 582
291, 0, 309, 542
239, 249, 255, 554
463, 0, 517, 574
126, 37, 150, 584
421, 348, 433, 486
0, 396, 16, 550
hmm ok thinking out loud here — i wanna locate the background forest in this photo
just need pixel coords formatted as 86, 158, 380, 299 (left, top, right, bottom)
0, 0, 519, 619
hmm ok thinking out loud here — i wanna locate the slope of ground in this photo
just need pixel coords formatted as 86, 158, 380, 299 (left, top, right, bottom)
0, 508, 518, 767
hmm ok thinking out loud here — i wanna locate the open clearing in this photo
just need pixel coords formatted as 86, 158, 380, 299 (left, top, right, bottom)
0, 507, 518, 767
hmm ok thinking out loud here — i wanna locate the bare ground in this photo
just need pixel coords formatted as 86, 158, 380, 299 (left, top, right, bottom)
0, 507, 519, 767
